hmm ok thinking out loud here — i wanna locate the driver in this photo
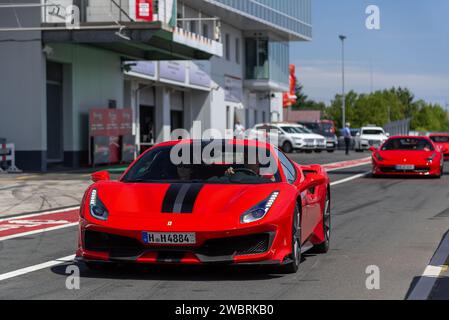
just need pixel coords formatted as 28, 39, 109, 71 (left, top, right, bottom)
225, 153, 260, 177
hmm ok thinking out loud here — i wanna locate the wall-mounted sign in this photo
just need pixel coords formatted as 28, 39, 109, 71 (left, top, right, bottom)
135, 0, 153, 22
224, 75, 243, 103
89, 108, 134, 165
189, 61, 211, 88
89, 109, 133, 137
126, 61, 156, 78
159, 61, 186, 84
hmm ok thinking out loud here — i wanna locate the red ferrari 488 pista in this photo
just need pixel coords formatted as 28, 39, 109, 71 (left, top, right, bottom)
76, 139, 331, 273
370, 136, 444, 178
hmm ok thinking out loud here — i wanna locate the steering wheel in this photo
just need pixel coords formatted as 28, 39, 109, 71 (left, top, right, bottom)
233, 168, 258, 176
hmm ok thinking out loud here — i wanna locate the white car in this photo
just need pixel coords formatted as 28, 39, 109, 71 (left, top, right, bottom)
247, 123, 327, 153
354, 126, 389, 152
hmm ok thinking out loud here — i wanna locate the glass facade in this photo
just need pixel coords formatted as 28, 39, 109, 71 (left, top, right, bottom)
245, 38, 289, 86
209, 0, 312, 39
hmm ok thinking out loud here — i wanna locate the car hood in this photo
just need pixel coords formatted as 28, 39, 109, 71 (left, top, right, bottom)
360, 134, 387, 140
89, 182, 294, 230
377, 150, 436, 163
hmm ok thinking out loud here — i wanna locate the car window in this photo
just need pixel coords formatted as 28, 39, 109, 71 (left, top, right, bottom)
430, 136, 449, 143
281, 126, 302, 134
362, 129, 384, 135
123, 144, 282, 184
277, 150, 296, 184
382, 138, 434, 151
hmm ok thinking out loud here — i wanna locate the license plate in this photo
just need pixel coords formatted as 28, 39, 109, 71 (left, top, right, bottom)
395, 165, 415, 170
142, 232, 196, 245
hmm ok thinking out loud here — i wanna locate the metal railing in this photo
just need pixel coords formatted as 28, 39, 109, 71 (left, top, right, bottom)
384, 118, 411, 136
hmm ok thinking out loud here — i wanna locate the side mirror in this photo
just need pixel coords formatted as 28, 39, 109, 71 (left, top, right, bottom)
91, 171, 110, 183
302, 173, 326, 191
443, 147, 448, 154
386, 133, 390, 137
356, 132, 361, 137
368, 146, 377, 153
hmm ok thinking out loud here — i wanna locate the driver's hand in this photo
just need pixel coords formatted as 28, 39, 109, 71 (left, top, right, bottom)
225, 167, 235, 176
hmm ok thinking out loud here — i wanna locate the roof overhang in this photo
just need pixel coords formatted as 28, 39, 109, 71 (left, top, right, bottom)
41, 22, 214, 60
244, 79, 289, 93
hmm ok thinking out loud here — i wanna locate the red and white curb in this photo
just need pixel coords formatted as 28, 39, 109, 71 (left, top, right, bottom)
0, 207, 79, 241
323, 157, 371, 172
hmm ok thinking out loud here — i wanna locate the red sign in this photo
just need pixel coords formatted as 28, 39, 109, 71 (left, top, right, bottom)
89, 109, 133, 137
136, 0, 153, 22
283, 64, 297, 108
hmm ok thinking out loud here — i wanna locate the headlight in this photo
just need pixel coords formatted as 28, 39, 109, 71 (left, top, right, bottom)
240, 192, 279, 224
375, 152, 385, 161
426, 152, 437, 162
89, 189, 109, 221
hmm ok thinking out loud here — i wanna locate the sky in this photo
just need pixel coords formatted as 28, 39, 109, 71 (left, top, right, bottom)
291, 0, 449, 107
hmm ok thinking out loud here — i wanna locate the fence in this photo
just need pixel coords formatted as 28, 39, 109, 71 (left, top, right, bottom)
383, 118, 411, 136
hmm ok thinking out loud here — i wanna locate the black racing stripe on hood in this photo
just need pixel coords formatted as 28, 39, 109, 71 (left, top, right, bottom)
180, 184, 204, 213
162, 184, 183, 213
162, 184, 204, 213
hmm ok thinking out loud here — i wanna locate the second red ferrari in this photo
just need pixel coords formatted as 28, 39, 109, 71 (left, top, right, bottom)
429, 134, 449, 161
369, 136, 444, 178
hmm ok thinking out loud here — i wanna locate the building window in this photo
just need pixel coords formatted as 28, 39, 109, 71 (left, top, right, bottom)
235, 38, 240, 64
245, 38, 269, 79
225, 34, 231, 60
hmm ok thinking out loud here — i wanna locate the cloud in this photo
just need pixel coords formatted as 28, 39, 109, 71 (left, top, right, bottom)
294, 60, 449, 106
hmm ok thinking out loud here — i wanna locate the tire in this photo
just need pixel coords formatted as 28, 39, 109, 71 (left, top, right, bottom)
282, 141, 293, 154
85, 261, 117, 271
327, 150, 335, 153
312, 190, 331, 254
281, 205, 302, 274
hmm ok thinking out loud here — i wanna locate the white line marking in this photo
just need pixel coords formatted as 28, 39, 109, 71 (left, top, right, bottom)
407, 231, 449, 300
0, 222, 79, 242
0, 206, 79, 222
330, 172, 370, 187
0, 255, 75, 282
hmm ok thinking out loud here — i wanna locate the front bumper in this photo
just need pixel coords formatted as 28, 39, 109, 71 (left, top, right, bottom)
76, 219, 291, 266
372, 161, 440, 176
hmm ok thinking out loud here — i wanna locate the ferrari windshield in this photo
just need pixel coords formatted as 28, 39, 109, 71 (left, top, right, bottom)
123, 143, 282, 184
430, 136, 449, 143
382, 138, 434, 151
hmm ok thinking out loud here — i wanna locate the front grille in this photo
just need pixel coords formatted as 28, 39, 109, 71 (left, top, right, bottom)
84, 230, 144, 258
84, 231, 273, 262
369, 140, 381, 146
304, 139, 314, 144
197, 233, 272, 257
380, 166, 430, 173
